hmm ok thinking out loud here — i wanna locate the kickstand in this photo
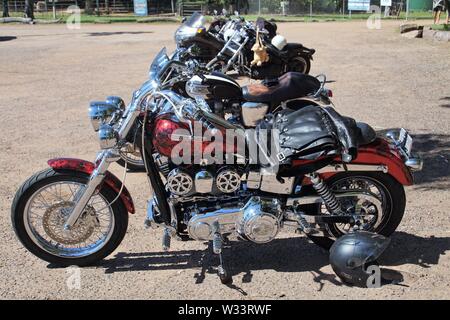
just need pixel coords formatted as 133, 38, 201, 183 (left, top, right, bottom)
212, 221, 233, 285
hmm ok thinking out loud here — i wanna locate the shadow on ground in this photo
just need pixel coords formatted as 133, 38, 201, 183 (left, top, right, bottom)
440, 97, 450, 108
410, 132, 450, 190
92, 231, 449, 291
0, 36, 17, 42
87, 31, 153, 37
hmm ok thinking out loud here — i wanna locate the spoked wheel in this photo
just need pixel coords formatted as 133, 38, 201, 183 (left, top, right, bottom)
288, 55, 311, 75
306, 172, 406, 250
117, 149, 145, 172
11, 169, 128, 266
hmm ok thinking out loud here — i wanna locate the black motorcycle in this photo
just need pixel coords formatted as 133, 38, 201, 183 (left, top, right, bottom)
174, 12, 315, 79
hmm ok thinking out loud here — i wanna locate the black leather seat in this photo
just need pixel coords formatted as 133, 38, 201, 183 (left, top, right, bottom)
242, 72, 321, 107
356, 122, 377, 146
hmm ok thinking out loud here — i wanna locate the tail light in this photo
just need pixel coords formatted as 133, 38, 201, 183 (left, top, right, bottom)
324, 88, 333, 98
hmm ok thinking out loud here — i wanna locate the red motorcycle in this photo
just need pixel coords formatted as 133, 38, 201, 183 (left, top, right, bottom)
11, 49, 422, 284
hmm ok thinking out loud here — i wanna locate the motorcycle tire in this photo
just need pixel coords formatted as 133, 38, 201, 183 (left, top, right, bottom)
288, 55, 311, 75
11, 168, 128, 266
306, 172, 406, 250
117, 155, 146, 172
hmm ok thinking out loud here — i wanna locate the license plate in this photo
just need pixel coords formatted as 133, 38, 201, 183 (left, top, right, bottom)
399, 128, 413, 156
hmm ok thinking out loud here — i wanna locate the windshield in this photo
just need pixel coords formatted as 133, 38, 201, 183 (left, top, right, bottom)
184, 12, 206, 28
149, 48, 169, 80
175, 12, 206, 44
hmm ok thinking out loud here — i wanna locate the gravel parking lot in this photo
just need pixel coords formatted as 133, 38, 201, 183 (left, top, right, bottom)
0, 20, 449, 299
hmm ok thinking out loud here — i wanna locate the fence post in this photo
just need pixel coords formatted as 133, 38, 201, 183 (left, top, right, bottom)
405, 0, 409, 20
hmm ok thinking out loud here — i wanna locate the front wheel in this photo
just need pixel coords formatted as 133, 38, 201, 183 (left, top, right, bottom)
11, 168, 128, 266
306, 172, 406, 250
117, 150, 145, 172
288, 55, 311, 74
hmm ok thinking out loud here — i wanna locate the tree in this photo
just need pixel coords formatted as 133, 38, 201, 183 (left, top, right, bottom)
85, 0, 93, 15
24, 0, 34, 19
2, 0, 9, 17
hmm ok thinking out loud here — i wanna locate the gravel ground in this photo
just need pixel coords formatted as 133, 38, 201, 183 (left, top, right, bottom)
0, 20, 449, 300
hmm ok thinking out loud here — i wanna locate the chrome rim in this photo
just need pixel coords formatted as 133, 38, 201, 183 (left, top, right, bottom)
320, 177, 389, 235
24, 181, 115, 258
119, 149, 144, 167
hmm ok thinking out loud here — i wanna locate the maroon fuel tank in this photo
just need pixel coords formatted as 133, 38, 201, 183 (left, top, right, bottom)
150, 113, 237, 160
151, 114, 190, 158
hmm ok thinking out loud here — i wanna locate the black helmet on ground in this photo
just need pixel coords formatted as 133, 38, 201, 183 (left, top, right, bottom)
329, 231, 391, 288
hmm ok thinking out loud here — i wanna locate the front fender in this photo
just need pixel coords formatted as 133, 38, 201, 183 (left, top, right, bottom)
47, 158, 135, 214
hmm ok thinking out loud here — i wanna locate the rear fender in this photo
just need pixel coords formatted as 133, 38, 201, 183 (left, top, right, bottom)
289, 46, 315, 59
301, 47, 315, 58
297, 138, 414, 186
47, 158, 135, 214
333, 138, 413, 185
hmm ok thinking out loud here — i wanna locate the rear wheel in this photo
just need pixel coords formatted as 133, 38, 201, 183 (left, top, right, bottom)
306, 172, 406, 250
11, 169, 128, 266
288, 55, 311, 74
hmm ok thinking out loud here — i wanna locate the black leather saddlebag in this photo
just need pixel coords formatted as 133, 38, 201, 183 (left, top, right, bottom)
271, 105, 371, 162
272, 106, 338, 161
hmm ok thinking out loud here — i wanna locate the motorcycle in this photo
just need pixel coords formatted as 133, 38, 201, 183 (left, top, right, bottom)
117, 49, 332, 171
11, 49, 422, 284
175, 12, 315, 79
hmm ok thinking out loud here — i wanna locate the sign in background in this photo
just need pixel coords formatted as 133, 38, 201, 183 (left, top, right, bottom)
380, 0, 392, 6
348, 0, 371, 11
133, 0, 148, 16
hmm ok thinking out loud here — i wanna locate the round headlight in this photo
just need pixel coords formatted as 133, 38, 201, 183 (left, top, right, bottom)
106, 96, 126, 111
98, 124, 118, 149
88, 101, 120, 131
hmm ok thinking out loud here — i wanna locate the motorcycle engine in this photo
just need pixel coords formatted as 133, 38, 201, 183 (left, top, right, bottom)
186, 196, 282, 244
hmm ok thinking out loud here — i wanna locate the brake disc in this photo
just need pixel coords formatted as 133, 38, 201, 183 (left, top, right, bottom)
42, 201, 98, 245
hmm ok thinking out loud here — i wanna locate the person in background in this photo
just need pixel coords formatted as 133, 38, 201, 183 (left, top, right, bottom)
445, 0, 450, 24
433, 0, 445, 24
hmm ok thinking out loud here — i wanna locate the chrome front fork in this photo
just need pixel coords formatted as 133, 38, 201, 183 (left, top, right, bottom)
64, 96, 142, 229
64, 150, 119, 229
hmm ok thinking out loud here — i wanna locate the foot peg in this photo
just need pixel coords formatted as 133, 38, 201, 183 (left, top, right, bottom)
213, 232, 222, 254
